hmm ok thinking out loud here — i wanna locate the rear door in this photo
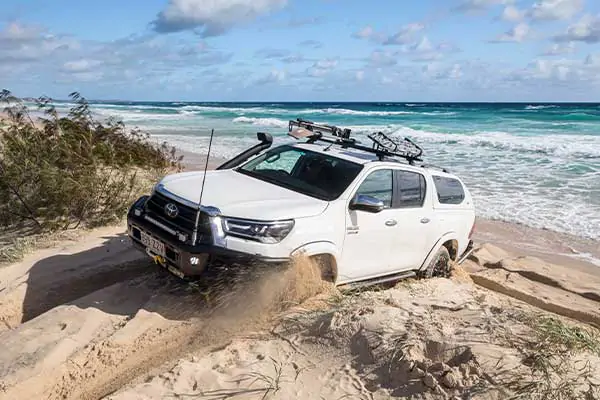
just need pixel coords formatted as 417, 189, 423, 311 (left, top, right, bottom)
386, 169, 437, 273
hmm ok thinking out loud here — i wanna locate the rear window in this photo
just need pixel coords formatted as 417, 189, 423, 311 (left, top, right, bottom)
396, 170, 426, 208
432, 176, 465, 205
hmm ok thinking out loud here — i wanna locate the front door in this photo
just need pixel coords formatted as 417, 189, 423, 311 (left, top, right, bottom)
339, 169, 397, 283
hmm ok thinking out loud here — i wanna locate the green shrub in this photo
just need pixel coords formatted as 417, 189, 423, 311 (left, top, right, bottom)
0, 90, 183, 231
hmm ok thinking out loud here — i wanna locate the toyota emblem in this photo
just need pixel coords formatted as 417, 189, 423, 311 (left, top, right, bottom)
164, 203, 179, 218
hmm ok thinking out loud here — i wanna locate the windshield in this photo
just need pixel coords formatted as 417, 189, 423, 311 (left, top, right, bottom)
237, 145, 364, 201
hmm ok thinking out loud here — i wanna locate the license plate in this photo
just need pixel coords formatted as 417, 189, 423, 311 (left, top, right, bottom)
140, 231, 165, 257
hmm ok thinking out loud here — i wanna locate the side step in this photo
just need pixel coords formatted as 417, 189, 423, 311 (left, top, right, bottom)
338, 270, 416, 292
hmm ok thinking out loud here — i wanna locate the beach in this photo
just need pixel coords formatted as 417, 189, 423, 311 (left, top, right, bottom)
1, 104, 599, 399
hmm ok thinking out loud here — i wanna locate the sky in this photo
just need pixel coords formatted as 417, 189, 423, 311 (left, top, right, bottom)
1, 0, 600, 102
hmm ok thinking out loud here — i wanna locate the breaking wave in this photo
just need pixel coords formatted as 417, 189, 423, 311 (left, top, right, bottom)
232, 117, 289, 128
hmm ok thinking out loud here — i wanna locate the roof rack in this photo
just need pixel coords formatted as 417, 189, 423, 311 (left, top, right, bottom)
288, 118, 424, 165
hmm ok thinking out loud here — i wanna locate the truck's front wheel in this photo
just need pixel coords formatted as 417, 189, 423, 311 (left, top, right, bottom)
422, 246, 452, 279
310, 254, 336, 283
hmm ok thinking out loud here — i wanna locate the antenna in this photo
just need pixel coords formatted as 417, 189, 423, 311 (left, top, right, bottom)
192, 128, 215, 244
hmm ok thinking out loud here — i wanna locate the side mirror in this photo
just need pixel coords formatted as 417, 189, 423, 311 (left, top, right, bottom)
349, 194, 385, 213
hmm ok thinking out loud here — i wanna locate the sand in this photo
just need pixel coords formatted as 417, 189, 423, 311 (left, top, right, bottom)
0, 152, 599, 399
0, 220, 599, 399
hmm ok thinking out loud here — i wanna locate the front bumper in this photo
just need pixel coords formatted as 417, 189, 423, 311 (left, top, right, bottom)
126, 201, 290, 279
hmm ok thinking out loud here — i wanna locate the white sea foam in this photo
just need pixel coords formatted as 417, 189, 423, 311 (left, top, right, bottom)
525, 105, 559, 110
232, 116, 289, 128
343, 125, 600, 159
301, 108, 458, 117
180, 105, 269, 113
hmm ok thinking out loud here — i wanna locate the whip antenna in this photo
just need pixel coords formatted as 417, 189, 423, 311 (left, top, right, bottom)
198, 128, 214, 207
192, 128, 215, 244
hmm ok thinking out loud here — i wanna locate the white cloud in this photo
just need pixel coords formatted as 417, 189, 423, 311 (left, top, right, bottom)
63, 59, 101, 72
366, 50, 397, 67
307, 58, 338, 77
530, 59, 574, 80
315, 59, 338, 69
554, 14, 600, 43
449, 64, 463, 79
542, 42, 576, 56
355, 70, 365, 81
455, 0, 512, 13
254, 47, 290, 59
408, 37, 445, 61
1, 22, 42, 41
501, 5, 525, 22
0, 22, 79, 64
255, 69, 286, 84
413, 36, 433, 52
298, 40, 322, 49
510, 56, 600, 86
491, 22, 530, 42
353, 26, 375, 39
529, 0, 583, 21
152, 0, 287, 35
585, 53, 600, 66
383, 23, 424, 45
281, 55, 307, 64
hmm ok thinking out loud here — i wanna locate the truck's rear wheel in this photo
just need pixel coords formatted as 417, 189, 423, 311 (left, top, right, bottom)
422, 246, 452, 279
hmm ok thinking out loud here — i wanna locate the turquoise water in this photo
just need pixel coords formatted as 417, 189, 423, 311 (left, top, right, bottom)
44, 101, 600, 240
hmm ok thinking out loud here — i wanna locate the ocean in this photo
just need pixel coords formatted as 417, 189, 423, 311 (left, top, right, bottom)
42, 101, 600, 241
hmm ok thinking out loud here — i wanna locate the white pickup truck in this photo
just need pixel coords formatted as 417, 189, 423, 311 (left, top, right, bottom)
127, 119, 475, 287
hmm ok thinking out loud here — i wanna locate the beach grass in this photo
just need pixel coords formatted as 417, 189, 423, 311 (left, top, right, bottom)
0, 90, 183, 263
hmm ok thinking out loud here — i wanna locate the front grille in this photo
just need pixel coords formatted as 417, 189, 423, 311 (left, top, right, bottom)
144, 192, 212, 244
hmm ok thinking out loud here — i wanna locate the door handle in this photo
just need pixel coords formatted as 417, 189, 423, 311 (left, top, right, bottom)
385, 219, 397, 227
420, 218, 430, 224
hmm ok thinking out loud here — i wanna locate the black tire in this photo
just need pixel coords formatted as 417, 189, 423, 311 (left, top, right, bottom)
422, 246, 452, 279
310, 254, 336, 283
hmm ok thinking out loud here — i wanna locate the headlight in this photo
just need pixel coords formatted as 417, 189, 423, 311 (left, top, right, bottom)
222, 218, 294, 244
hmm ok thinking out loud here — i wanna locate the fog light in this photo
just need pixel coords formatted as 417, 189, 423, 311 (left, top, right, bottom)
134, 208, 142, 216
190, 256, 199, 265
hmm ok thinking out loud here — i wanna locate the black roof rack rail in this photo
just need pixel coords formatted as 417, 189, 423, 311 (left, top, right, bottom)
288, 118, 424, 165
420, 163, 449, 173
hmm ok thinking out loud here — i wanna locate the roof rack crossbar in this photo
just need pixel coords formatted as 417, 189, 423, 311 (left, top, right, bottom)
287, 118, 425, 165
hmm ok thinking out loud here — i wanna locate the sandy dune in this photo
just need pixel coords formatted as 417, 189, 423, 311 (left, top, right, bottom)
107, 277, 600, 400
464, 243, 600, 328
0, 223, 599, 399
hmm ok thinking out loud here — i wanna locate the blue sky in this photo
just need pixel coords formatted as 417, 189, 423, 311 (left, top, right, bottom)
1, 0, 600, 101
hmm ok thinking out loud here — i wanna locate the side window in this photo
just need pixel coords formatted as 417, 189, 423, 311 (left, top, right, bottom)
433, 176, 465, 204
396, 171, 426, 208
355, 169, 393, 208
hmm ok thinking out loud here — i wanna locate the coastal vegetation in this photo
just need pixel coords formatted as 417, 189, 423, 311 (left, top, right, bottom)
0, 90, 182, 262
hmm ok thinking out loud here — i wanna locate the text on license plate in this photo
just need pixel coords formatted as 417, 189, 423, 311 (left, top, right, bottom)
140, 231, 165, 257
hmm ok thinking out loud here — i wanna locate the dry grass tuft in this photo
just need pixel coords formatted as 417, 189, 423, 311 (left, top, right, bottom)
492, 313, 600, 399
0, 90, 182, 238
